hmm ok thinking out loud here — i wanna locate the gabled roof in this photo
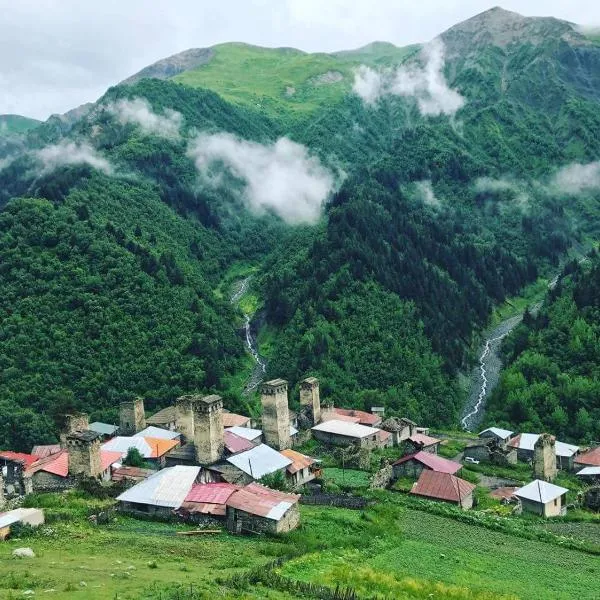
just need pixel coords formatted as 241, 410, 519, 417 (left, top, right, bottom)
515, 480, 569, 504
116, 465, 200, 508
134, 426, 180, 441
31, 445, 62, 459
100, 450, 123, 472
408, 433, 441, 447
184, 482, 239, 505
333, 408, 382, 426
575, 446, 600, 467
222, 413, 251, 428
225, 426, 262, 442
89, 422, 119, 436
411, 470, 475, 503
479, 427, 514, 440
102, 436, 178, 459
227, 483, 299, 521
111, 465, 154, 482
577, 466, 600, 476
312, 419, 380, 439
280, 449, 316, 474
224, 430, 256, 454
25, 450, 69, 478
509, 433, 579, 457
226, 444, 292, 479
393, 451, 462, 474
146, 406, 176, 425
0, 451, 39, 468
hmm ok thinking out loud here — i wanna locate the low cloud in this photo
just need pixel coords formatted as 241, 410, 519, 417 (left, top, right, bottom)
36, 140, 112, 174
188, 133, 335, 224
352, 40, 464, 117
551, 162, 600, 195
474, 177, 519, 194
415, 180, 441, 208
108, 97, 183, 139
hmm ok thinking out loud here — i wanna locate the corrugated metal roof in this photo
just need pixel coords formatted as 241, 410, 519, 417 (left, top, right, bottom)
322, 413, 361, 424
25, 450, 68, 477
184, 482, 239, 504
0, 508, 44, 529
135, 426, 180, 441
146, 406, 176, 425
100, 450, 123, 472
226, 444, 292, 479
333, 408, 381, 426
411, 470, 475, 502
143, 437, 180, 458
509, 433, 579, 457
31, 444, 62, 459
227, 482, 299, 521
575, 446, 600, 466
479, 427, 514, 439
116, 465, 200, 508
280, 449, 316, 474
111, 466, 154, 482
0, 451, 39, 468
577, 466, 600, 476
225, 426, 262, 441
393, 451, 462, 474
312, 419, 380, 439
89, 422, 119, 436
224, 430, 256, 454
515, 480, 568, 504
408, 433, 441, 447
222, 413, 251, 428
102, 436, 178, 458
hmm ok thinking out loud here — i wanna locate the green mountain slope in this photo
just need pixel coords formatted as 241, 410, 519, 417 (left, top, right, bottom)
0, 114, 41, 135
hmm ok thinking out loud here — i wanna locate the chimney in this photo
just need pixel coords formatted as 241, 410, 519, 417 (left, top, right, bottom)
300, 377, 321, 425
261, 379, 291, 450
193, 395, 224, 464
175, 395, 195, 443
60, 412, 89, 445
533, 433, 557, 482
66, 430, 102, 478
119, 397, 146, 435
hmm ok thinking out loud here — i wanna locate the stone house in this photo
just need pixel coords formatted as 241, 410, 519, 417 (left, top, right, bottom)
224, 444, 292, 485
311, 419, 382, 448
509, 433, 579, 470
146, 406, 178, 432
514, 480, 569, 517
226, 482, 300, 534
280, 449, 319, 488
574, 446, 600, 471
404, 433, 441, 455
576, 467, 600, 484
393, 451, 462, 480
463, 438, 517, 465
478, 427, 514, 447
410, 470, 476, 510
381, 417, 417, 447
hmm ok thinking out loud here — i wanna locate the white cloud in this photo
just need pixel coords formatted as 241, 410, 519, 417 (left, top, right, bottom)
474, 177, 519, 194
188, 133, 335, 224
551, 161, 600, 195
107, 97, 183, 139
36, 140, 112, 174
415, 180, 441, 208
353, 40, 465, 116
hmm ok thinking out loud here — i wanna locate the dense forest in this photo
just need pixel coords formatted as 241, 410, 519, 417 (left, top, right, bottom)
486, 251, 600, 443
1, 8, 600, 449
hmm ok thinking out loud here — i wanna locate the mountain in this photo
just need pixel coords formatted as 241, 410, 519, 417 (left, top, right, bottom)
1, 7, 600, 449
0, 114, 41, 135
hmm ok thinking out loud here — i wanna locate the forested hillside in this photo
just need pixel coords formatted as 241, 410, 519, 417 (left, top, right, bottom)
1, 7, 600, 449
486, 251, 600, 443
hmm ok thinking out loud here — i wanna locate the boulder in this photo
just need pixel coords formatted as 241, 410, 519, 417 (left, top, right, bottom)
12, 547, 35, 558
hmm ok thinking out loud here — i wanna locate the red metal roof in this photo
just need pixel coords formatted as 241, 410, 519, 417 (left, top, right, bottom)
280, 449, 316, 474
0, 451, 39, 469
334, 408, 381, 426
227, 483, 300, 519
100, 450, 122, 472
377, 430, 392, 443
184, 482, 239, 504
31, 445, 62, 459
222, 413, 251, 428
26, 450, 69, 478
490, 487, 518, 501
224, 430, 256, 454
393, 451, 462, 474
322, 412, 361, 424
411, 470, 475, 503
575, 446, 600, 467
408, 433, 441, 448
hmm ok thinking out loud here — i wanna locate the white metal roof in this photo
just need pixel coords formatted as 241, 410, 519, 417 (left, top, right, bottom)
514, 480, 569, 504
479, 427, 513, 439
290, 425, 299, 436
512, 433, 579, 457
116, 465, 200, 508
312, 419, 380, 439
226, 444, 292, 479
102, 436, 152, 458
0, 508, 44, 529
577, 466, 600, 476
266, 501, 294, 520
226, 426, 262, 441
134, 426, 180, 441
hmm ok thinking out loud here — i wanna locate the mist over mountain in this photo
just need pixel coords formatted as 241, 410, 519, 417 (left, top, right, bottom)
1, 6, 600, 449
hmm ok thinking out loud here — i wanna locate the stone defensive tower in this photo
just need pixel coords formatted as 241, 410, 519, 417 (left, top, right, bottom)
300, 377, 321, 425
60, 412, 90, 445
66, 430, 102, 478
193, 395, 224, 464
261, 379, 291, 450
175, 395, 195, 443
119, 397, 146, 435
534, 433, 557, 482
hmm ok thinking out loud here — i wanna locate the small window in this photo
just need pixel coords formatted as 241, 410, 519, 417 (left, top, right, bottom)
554, 499, 557, 506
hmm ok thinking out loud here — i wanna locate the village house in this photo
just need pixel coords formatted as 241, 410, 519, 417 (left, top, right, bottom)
478, 427, 514, 447
393, 451, 462, 480
311, 419, 383, 448
135, 426, 181, 442
222, 412, 252, 428
410, 470, 476, 509
226, 482, 300, 534
404, 432, 442, 455
381, 417, 417, 447
576, 466, 600, 484
574, 446, 600, 471
330, 408, 382, 427
111, 465, 154, 484
88, 422, 119, 441
0, 508, 44, 541
463, 438, 517, 465
146, 406, 178, 431
509, 433, 579, 470
176, 482, 239, 520
223, 444, 293, 485
514, 480, 569, 517
31, 445, 62, 459
223, 430, 257, 456
102, 435, 179, 468
225, 426, 263, 444
280, 449, 319, 488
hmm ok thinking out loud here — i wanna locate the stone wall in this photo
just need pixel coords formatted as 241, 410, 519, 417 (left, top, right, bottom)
31, 471, 74, 493
370, 460, 393, 489
227, 503, 300, 534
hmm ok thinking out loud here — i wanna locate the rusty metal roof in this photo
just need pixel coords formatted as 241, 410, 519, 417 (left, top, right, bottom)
0, 451, 39, 468
184, 482, 239, 504
111, 466, 154, 482
333, 408, 382, 426
31, 445, 62, 459
280, 449, 316, 475
224, 430, 256, 454
411, 470, 475, 502
408, 433, 441, 447
393, 451, 462, 474
575, 446, 600, 466
222, 413, 251, 428
227, 483, 299, 520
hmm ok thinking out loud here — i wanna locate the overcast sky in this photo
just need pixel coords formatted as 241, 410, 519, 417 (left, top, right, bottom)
2, 0, 599, 120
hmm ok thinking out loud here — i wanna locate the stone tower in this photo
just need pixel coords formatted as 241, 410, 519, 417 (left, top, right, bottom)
66, 430, 102, 478
60, 412, 90, 445
119, 397, 146, 435
534, 433, 557, 482
193, 395, 224, 464
175, 395, 195, 443
300, 377, 321, 425
261, 379, 291, 450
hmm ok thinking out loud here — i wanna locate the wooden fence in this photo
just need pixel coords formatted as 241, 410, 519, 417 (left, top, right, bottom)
300, 493, 370, 509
